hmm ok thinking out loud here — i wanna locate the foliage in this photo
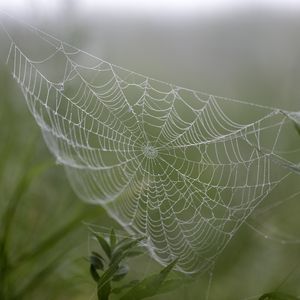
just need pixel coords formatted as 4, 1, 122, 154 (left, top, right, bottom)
89, 228, 184, 300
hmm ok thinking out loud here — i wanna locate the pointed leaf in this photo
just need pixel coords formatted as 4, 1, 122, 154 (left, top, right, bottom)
90, 252, 104, 270
114, 237, 132, 248
124, 249, 144, 258
160, 258, 178, 276
92, 251, 104, 261
90, 265, 100, 282
96, 235, 111, 259
112, 280, 140, 294
112, 237, 144, 261
97, 256, 124, 291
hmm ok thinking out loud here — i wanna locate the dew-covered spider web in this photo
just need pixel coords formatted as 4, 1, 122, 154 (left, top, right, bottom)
1, 13, 300, 274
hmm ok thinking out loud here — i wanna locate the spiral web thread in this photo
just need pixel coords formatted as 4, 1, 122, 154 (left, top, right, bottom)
1, 15, 300, 274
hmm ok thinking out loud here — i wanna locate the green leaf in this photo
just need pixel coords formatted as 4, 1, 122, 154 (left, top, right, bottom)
112, 280, 140, 294
160, 258, 179, 276
90, 265, 100, 282
95, 234, 111, 259
110, 228, 117, 249
259, 292, 298, 300
120, 258, 178, 300
124, 249, 144, 257
112, 265, 129, 281
90, 251, 104, 270
92, 251, 105, 261
97, 255, 124, 291
111, 237, 144, 261
114, 237, 131, 248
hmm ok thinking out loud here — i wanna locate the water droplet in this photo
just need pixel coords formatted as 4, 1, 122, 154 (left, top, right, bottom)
57, 82, 64, 92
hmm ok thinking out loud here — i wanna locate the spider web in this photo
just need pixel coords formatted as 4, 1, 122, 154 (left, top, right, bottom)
1, 14, 300, 274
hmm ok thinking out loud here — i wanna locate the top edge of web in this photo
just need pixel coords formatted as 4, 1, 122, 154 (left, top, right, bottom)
0, 9, 294, 114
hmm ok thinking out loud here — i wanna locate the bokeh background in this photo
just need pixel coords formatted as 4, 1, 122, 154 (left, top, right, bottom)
1, 1, 300, 299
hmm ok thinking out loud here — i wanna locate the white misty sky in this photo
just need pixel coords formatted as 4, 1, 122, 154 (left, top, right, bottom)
0, 0, 300, 16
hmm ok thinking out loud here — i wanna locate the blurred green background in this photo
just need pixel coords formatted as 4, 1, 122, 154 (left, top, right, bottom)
1, 4, 300, 300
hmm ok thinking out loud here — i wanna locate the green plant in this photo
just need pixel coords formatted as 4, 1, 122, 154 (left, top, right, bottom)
89, 228, 185, 300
